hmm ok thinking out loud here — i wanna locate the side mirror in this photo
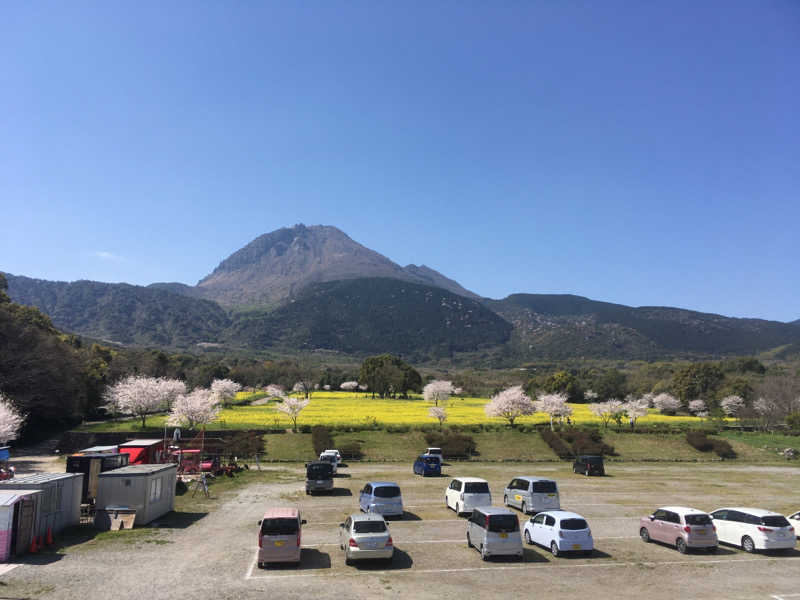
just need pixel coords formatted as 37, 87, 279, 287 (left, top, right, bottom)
258, 520, 262, 525
301, 519, 307, 525
649, 515, 655, 521
338, 522, 344, 528
709, 515, 714, 520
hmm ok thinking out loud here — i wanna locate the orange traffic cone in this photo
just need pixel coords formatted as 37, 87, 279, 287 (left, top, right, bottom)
28, 536, 38, 554
46, 528, 53, 546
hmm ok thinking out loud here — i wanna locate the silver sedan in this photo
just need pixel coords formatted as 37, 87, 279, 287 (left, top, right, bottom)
338, 513, 394, 565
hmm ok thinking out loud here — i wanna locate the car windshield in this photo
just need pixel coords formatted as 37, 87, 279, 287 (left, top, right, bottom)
531, 481, 557, 493
423, 456, 439, 464
261, 518, 298, 535
307, 464, 332, 479
685, 514, 712, 526
762, 516, 790, 527
465, 482, 490, 493
354, 520, 387, 533
320, 455, 334, 463
582, 456, 603, 464
488, 514, 518, 532
560, 518, 588, 530
373, 486, 401, 498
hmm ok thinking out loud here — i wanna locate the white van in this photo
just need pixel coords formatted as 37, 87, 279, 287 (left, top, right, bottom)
445, 477, 491, 516
710, 507, 796, 552
503, 477, 560, 514
466, 506, 523, 561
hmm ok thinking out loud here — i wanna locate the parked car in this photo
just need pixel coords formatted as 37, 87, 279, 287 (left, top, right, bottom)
788, 510, 800, 537
321, 449, 342, 465
318, 452, 338, 475
503, 477, 560, 514
359, 482, 404, 518
639, 506, 718, 553
305, 460, 334, 495
710, 507, 796, 552
426, 447, 443, 461
573, 455, 605, 476
466, 506, 524, 561
413, 454, 442, 477
445, 477, 492, 516
339, 513, 394, 565
524, 510, 593, 557
257, 507, 306, 567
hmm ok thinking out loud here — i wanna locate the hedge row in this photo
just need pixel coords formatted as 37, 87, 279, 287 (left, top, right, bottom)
424, 431, 477, 458
685, 431, 737, 459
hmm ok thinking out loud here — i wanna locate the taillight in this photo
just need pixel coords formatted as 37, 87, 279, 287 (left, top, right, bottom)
559, 530, 564, 538
683, 526, 691, 533
348, 538, 359, 548
385, 536, 393, 547
460, 493, 464, 501
758, 527, 773, 533
258, 534, 262, 548
297, 532, 301, 547
790, 527, 795, 532
485, 514, 490, 530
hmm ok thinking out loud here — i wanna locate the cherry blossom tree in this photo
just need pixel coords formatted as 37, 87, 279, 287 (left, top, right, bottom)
264, 384, 286, 401
623, 398, 650, 429
584, 390, 599, 403
720, 395, 745, 419
293, 381, 314, 400
158, 379, 187, 409
0, 393, 25, 444
276, 397, 310, 432
423, 380, 455, 407
484, 386, 535, 427
688, 399, 708, 418
534, 393, 572, 431
105, 375, 184, 428
753, 397, 779, 429
652, 393, 680, 415
211, 378, 242, 408
590, 400, 623, 429
429, 406, 447, 430
340, 381, 359, 392
167, 389, 219, 429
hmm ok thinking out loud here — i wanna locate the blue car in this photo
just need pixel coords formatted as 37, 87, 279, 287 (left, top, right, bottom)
413, 454, 442, 477
359, 481, 404, 518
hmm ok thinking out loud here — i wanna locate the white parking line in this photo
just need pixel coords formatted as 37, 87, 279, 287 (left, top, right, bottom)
246, 555, 800, 580
771, 595, 800, 600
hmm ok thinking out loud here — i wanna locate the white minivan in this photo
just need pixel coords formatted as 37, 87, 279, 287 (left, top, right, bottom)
503, 477, 560, 515
445, 477, 491, 516
710, 507, 796, 552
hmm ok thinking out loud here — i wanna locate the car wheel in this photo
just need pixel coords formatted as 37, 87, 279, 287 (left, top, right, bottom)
481, 544, 489, 561
550, 541, 559, 557
521, 502, 527, 515
524, 530, 532, 545
676, 538, 687, 554
467, 532, 472, 548
456, 503, 462, 517
257, 562, 264, 569
742, 536, 756, 553
640, 527, 651, 543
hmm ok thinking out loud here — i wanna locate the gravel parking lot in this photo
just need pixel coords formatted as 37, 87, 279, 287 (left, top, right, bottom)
3, 461, 799, 600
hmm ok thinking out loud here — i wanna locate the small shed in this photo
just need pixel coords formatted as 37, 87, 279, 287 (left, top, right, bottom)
66, 452, 130, 503
119, 440, 165, 465
96, 464, 177, 526
0, 473, 82, 538
79, 445, 119, 454
0, 490, 40, 562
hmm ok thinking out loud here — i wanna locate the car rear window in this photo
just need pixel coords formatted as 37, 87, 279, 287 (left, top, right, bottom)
354, 520, 387, 533
762, 516, 790, 528
373, 486, 401, 498
685, 514, 712, 526
465, 482, 490, 494
582, 456, 603, 464
560, 518, 588, 530
531, 481, 557, 493
307, 463, 332, 478
488, 514, 519, 532
423, 456, 440, 465
261, 518, 298, 535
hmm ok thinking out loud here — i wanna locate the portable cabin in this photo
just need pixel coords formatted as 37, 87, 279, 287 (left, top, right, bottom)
0, 473, 82, 538
119, 440, 165, 465
0, 490, 41, 562
96, 464, 177, 526
66, 452, 130, 503
79, 445, 119, 454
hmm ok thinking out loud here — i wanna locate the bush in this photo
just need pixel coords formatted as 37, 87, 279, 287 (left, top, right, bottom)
299, 424, 312, 434
338, 441, 363, 460
424, 430, 477, 458
541, 430, 573, 459
711, 437, 737, 459
311, 425, 334, 455
787, 412, 800, 431
686, 431, 714, 452
560, 430, 616, 456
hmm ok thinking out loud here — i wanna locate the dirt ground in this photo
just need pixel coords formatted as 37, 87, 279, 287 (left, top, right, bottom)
2, 461, 799, 600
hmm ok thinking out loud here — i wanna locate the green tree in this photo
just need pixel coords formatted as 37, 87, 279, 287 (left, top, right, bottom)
359, 354, 422, 398
594, 369, 627, 401
542, 370, 584, 403
671, 363, 724, 404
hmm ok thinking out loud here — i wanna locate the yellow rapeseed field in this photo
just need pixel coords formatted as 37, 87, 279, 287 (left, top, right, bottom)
206, 391, 704, 429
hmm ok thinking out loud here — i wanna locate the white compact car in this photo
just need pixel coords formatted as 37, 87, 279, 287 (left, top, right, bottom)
445, 477, 491, 516
788, 510, 800, 537
709, 507, 796, 552
523, 510, 593, 557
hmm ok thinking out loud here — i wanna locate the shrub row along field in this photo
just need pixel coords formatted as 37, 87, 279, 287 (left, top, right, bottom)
81, 391, 709, 432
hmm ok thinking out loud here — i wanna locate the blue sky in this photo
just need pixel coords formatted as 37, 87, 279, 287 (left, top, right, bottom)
1, 1, 798, 321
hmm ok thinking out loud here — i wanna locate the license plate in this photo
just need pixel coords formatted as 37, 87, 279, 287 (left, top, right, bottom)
316, 480, 325, 484
500, 533, 508, 539
572, 544, 581, 550
548, 494, 555, 497
274, 541, 284, 547
697, 529, 706, 535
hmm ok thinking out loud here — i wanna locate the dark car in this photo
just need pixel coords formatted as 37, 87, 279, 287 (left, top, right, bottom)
306, 460, 334, 494
573, 455, 605, 476
413, 454, 442, 476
